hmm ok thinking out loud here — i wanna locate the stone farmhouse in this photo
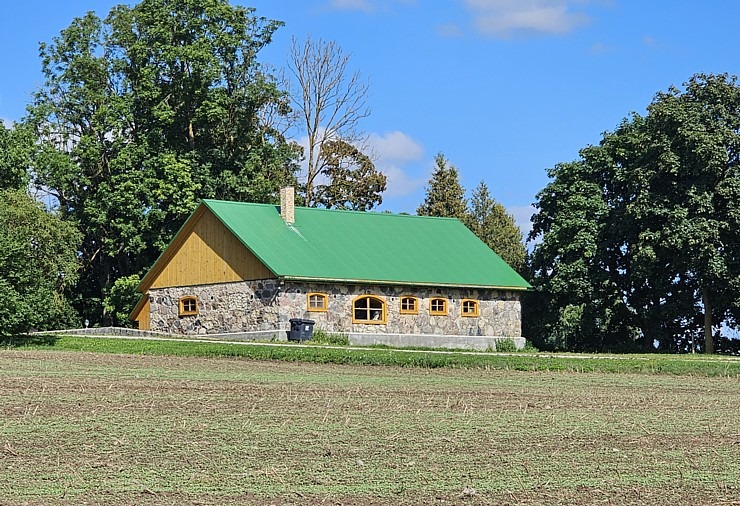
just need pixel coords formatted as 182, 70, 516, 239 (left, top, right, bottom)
130, 188, 531, 350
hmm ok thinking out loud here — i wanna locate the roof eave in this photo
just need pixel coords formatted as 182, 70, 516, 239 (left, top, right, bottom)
279, 275, 530, 291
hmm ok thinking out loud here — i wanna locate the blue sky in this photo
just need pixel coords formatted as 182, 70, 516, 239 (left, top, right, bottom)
1, 1, 738, 238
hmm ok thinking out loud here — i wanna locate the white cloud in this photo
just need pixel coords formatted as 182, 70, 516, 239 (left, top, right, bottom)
508, 204, 536, 240
380, 164, 427, 197
1, 118, 12, 128
463, 0, 592, 38
368, 130, 426, 197
368, 130, 423, 163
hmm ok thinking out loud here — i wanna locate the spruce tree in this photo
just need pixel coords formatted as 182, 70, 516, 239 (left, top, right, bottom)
416, 153, 467, 219
465, 181, 526, 273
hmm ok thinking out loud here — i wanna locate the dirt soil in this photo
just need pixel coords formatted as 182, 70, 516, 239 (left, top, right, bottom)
0, 350, 738, 505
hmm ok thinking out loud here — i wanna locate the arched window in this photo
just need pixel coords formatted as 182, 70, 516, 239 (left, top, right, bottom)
307, 292, 328, 312
400, 296, 419, 315
461, 299, 479, 317
429, 297, 448, 316
179, 296, 198, 316
353, 295, 386, 324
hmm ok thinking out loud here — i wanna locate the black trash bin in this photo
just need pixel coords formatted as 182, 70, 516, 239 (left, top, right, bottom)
288, 318, 315, 341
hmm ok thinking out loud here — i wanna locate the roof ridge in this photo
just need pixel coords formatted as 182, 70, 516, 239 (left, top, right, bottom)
202, 199, 459, 221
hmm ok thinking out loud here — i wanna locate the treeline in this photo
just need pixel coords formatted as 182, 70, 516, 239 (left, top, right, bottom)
2, 0, 739, 354
525, 74, 740, 355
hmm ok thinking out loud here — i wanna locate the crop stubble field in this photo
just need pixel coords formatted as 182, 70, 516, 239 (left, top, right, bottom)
0, 349, 738, 505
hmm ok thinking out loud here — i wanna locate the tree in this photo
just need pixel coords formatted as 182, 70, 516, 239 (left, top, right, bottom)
416, 153, 467, 219
287, 36, 382, 208
465, 181, 526, 273
0, 190, 81, 336
26, 0, 300, 324
0, 122, 33, 191
527, 73, 740, 354
314, 139, 387, 211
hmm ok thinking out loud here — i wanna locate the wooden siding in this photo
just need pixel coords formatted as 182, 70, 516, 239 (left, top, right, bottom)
149, 209, 275, 289
135, 296, 150, 330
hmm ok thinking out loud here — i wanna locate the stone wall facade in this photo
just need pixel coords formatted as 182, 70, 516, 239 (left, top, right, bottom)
148, 280, 280, 335
279, 282, 521, 337
147, 279, 522, 338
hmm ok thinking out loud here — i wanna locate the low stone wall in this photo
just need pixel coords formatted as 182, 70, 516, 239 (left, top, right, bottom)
34, 327, 287, 342
348, 332, 526, 351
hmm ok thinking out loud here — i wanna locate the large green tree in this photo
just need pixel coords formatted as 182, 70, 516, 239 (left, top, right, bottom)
0, 122, 34, 190
528, 73, 740, 354
465, 181, 526, 273
314, 139, 386, 211
26, 0, 300, 324
416, 153, 467, 219
0, 190, 81, 336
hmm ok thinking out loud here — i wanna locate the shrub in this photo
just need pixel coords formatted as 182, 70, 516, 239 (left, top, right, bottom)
311, 330, 349, 346
495, 338, 517, 353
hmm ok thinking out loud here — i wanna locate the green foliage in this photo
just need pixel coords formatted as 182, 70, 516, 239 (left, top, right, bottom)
416, 153, 467, 220
102, 274, 141, 327
315, 139, 387, 211
310, 329, 350, 346
0, 122, 34, 191
25, 0, 300, 325
527, 73, 740, 354
494, 338, 517, 353
465, 181, 526, 273
0, 190, 81, 336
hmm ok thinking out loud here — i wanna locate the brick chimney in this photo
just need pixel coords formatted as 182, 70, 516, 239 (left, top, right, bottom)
280, 186, 295, 224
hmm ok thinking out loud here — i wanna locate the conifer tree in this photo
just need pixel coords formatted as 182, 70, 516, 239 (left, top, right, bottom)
416, 153, 467, 219
465, 181, 526, 272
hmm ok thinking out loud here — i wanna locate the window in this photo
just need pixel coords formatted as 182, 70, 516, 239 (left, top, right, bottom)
307, 292, 328, 312
461, 299, 479, 317
353, 295, 386, 324
430, 298, 448, 316
400, 296, 419, 315
179, 296, 198, 316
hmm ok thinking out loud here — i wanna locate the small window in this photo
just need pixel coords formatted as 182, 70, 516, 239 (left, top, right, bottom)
179, 296, 198, 316
400, 296, 419, 315
461, 299, 479, 317
430, 298, 448, 316
307, 292, 328, 312
353, 295, 386, 324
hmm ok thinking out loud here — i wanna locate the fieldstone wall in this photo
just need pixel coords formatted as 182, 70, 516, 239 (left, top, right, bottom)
146, 280, 523, 338
278, 282, 522, 337
148, 280, 280, 335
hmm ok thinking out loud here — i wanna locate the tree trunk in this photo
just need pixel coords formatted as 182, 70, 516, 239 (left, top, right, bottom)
702, 286, 714, 354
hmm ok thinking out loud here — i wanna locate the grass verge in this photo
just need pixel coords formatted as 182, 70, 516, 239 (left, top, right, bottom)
5, 334, 739, 377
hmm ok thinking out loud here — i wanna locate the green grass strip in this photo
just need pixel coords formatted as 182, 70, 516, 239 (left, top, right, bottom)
4, 334, 740, 377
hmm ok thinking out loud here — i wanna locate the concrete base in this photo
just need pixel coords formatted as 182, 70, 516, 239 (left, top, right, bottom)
35, 327, 525, 351
348, 332, 525, 351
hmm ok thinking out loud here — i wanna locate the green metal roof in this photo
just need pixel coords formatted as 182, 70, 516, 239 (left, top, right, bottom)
202, 199, 531, 290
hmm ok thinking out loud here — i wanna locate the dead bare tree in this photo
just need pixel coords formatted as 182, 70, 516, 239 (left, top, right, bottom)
288, 35, 371, 207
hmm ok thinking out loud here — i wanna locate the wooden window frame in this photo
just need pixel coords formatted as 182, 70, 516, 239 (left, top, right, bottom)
352, 295, 387, 324
400, 296, 419, 315
307, 292, 328, 312
179, 296, 198, 316
461, 299, 479, 317
429, 297, 448, 316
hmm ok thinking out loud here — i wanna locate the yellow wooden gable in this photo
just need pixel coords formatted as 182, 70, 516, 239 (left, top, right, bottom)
130, 205, 275, 329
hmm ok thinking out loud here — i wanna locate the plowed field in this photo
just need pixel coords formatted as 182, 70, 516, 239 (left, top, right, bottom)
1, 350, 738, 505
